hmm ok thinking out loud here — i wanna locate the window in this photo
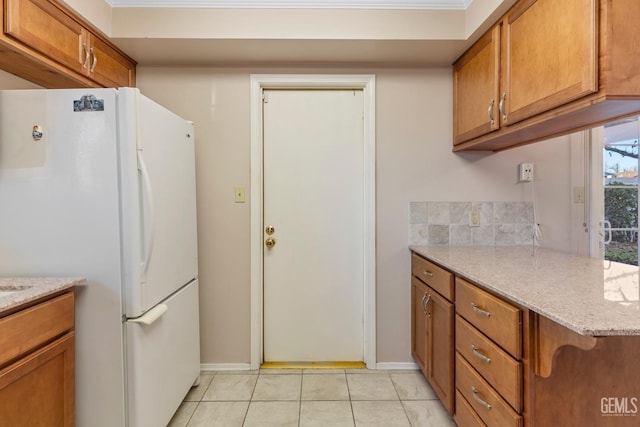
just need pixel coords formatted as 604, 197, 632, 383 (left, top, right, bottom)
592, 117, 640, 266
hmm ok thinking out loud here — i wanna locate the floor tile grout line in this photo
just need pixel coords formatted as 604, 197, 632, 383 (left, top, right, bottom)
177, 370, 445, 427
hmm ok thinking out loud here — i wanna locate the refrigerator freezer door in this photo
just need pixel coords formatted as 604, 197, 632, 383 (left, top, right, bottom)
118, 89, 198, 317
0, 89, 127, 427
125, 279, 201, 427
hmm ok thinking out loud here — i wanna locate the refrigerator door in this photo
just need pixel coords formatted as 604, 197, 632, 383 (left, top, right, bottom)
118, 88, 198, 318
125, 279, 201, 427
0, 89, 127, 427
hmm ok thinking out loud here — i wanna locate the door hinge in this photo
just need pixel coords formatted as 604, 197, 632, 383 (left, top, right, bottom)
262, 92, 269, 103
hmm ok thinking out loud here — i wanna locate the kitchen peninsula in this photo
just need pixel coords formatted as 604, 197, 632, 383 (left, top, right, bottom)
410, 246, 640, 427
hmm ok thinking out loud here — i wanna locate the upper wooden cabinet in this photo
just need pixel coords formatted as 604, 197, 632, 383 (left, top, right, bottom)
453, 0, 640, 151
503, 0, 597, 126
0, 0, 136, 88
453, 25, 501, 144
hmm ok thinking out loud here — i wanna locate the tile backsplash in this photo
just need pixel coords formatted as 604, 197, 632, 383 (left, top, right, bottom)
409, 201, 535, 246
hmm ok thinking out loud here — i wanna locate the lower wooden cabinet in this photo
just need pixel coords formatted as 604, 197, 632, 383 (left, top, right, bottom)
412, 250, 640, 427
0, 291, 75, 426
411, 257, 455, 415
0, 332, 74, 426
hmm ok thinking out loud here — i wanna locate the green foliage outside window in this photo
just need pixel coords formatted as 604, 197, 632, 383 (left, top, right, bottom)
604, 181, 638, 265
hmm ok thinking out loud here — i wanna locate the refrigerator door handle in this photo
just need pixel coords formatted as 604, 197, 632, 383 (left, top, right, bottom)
128, 304, 168, 326
137, 152, 156, 276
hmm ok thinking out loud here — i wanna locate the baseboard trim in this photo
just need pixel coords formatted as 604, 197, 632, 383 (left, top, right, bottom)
200, 362, 418, 371
200, 363, 253, 372
375, 362, 420, 370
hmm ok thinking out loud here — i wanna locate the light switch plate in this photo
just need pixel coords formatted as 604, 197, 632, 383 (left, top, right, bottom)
234, 186, 246, 203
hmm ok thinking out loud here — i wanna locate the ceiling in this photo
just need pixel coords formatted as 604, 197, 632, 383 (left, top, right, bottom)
102, 0, 508, 67
106, 0, 473, 9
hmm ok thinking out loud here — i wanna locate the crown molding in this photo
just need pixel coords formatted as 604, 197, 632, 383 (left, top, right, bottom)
106, 0, 472, 9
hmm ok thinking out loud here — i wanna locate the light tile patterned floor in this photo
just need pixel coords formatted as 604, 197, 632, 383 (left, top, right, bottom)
168, 369, 457, 427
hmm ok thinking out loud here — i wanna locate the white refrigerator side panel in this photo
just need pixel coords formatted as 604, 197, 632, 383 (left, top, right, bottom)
119, 88, 198, 317
0, 89, 126, 427
125, 280, 201, 427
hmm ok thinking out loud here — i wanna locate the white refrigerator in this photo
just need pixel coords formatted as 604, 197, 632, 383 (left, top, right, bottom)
0, 88, 200, 427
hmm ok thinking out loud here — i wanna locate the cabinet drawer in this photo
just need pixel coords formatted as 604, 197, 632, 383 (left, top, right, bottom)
455, 390, 487, 427
456, 277, 522, 358
456, 353, 523, 427
411, 254, 453, 301
0, 292, 74, 367
456, 315, 522, 412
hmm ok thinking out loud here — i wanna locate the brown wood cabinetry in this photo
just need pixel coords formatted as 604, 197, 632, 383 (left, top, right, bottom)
454, 278, 524, 426
0, 291, 75, 426
0, 0, 136, 88
453, 0, 640, 152
411, 254, 454, 415
453, 25, 500, 145
411, 250, 640, 426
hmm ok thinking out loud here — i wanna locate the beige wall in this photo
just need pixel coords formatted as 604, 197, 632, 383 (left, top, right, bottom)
135, 65, 575, 364
61, 0, 112, 34
0, 64, 574, 364
0, 69, 42, 89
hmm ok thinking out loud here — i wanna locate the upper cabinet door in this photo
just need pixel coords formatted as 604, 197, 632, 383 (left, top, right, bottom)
453, 25, 501, 145
88, 34, 136, 88
4, 0, 87, 75
502, 0, 598, 126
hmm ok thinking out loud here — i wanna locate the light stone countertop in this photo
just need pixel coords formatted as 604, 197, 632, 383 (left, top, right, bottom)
410, 245, 640, 336
0, 277, 83, 315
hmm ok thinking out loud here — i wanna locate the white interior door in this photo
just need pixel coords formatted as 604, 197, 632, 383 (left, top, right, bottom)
263, 89, 364, 362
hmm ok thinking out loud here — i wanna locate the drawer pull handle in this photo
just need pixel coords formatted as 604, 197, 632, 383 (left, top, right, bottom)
471, 345, 492, 364
471, 303, 491, 317
423, 270, 434, 278
472, 386, 492, 410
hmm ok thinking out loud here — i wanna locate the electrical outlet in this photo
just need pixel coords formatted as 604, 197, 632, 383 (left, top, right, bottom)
519, 163, 534, 182
469, 209, 481, 227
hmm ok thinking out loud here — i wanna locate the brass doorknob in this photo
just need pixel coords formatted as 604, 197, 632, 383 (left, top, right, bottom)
265, 237, 276, 249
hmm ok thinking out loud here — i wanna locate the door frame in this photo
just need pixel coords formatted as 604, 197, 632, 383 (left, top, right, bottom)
249, 74, 376, 370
